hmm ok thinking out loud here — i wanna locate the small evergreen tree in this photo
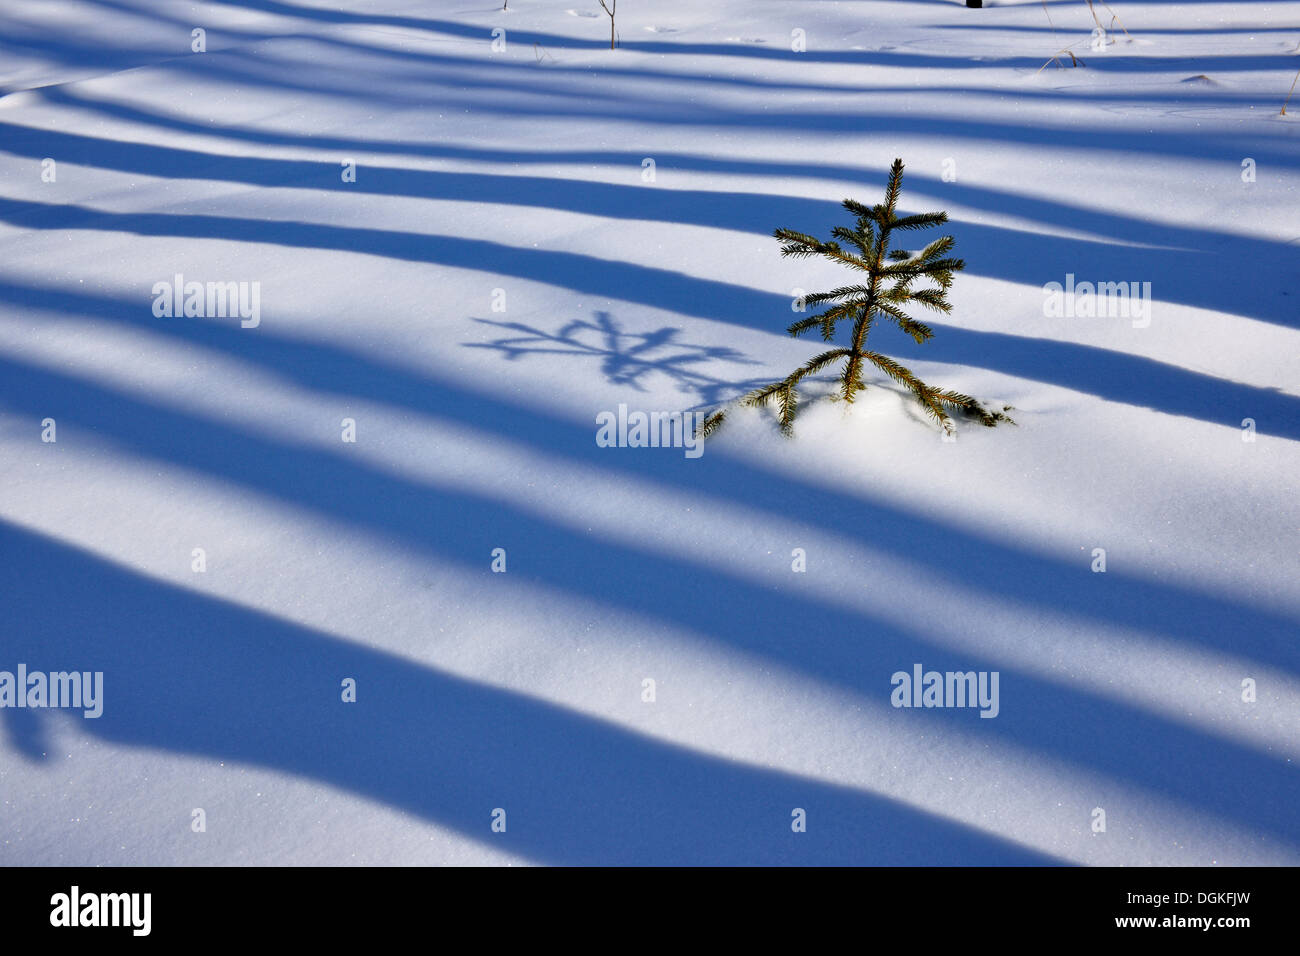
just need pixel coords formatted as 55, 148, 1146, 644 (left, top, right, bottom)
701, 158, 1012, 438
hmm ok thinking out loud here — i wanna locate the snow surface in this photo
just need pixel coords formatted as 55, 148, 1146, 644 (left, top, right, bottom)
0, 0, 1297, 865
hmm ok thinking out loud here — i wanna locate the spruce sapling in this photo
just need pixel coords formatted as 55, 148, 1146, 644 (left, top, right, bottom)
700, 158, 1012, 439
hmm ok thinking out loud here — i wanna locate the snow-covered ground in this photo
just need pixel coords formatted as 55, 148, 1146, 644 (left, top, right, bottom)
0, 0, 1297, 865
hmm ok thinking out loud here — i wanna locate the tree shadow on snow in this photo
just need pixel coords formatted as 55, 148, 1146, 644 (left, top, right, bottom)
0, 200, 1294, 442
0, 331, 1297, 853
0, 518, 1061, 866
464, 312, 769, 408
